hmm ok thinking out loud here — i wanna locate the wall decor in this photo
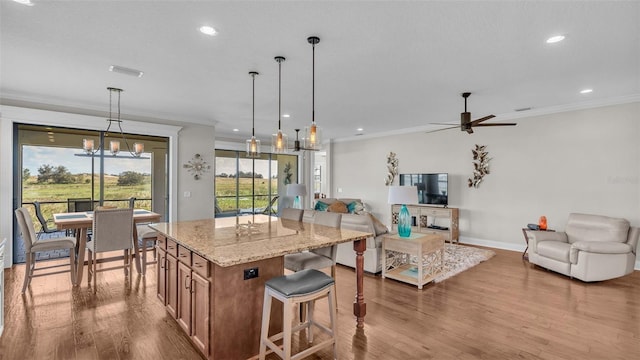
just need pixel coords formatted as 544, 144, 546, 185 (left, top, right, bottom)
183, 153, 210, 180
385, 151, 398, 186
468, 144, 490, 188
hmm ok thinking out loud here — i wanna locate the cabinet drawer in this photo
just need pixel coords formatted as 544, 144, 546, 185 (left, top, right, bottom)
421, 208, 450, 218
178, 245, 191, 264
192, 253, 210, 278
157, 235, 167, 250
166, 239, 178, 257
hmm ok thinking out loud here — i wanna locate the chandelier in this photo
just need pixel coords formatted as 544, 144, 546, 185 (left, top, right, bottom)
82, 87, 144, 157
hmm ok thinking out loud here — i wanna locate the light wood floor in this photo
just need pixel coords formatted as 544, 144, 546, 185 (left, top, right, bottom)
1, 247, 639, 359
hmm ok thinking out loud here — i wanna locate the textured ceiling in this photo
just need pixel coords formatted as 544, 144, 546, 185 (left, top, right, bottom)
1, 1, 639, 143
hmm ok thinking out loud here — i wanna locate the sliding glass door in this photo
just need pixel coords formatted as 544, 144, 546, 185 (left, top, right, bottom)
14, 124, 168, 262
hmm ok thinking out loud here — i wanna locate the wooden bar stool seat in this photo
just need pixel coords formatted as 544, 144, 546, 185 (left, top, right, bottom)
259, 269, 338, 360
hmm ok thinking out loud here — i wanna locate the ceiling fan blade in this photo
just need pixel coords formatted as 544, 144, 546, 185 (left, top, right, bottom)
469, 115, 496, 126
430, 123, 457, 126
426, 125, 459, 134
473, 123, 517, 127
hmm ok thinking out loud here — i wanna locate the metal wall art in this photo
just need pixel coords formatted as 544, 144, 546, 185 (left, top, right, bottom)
183, 153, 211, 180
385, 151, 398, 186
468, 145, 490, 188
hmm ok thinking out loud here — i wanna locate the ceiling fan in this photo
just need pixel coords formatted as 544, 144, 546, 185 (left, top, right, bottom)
428, 92, 517, 134
291, 129, 319, 152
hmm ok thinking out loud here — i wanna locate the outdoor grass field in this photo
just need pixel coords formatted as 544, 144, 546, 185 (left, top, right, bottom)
215, 177, 279, 212
21, 174, 152, 223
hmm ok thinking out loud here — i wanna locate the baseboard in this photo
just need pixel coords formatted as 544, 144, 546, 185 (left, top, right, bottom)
459, 236, 640, 271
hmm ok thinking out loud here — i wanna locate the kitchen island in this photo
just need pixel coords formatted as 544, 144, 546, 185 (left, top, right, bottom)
150, 215, 371, 359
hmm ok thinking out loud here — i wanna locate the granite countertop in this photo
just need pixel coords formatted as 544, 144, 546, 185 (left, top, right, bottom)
150, 215, 372, 267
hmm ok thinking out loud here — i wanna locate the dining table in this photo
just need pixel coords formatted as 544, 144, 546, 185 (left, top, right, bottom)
53, 209, 162, 285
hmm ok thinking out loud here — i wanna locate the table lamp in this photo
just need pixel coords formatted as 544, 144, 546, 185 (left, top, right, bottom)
287, 184, 307, 209
388, 185, 418, 237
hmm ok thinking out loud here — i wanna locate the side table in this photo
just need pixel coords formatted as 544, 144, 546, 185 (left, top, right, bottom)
521, 228, 555, 260
382, 233, 444, 289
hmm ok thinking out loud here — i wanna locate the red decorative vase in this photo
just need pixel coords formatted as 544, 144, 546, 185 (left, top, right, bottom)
538, 216, 547, 230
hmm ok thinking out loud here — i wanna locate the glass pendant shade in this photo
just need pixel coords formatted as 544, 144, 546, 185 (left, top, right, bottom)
133, 142, 144, 156
110, 140, 120, 155
304, 122, 321, 150
246, 136, 261, 157
83, 138, 95, 154
272, 130, 288, 153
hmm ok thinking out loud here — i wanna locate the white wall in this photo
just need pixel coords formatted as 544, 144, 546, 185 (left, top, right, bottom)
332, 102, 640, 258
177, 125, 216, 221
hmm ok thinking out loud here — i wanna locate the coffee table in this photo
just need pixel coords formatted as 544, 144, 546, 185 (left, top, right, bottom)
382, 233, 445, 289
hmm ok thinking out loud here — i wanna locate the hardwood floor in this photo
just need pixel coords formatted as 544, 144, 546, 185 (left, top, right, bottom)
1, 247, 638, 359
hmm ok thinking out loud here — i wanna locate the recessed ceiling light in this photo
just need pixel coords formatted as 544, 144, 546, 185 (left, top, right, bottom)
199, 26, 217, 36
232, 128, 239, 132
356, 128, 364, 132
282, 114, 290, 118
109, 65, 144, 78
546, 35, 565, 44
12, 0, 34, 6
580, 89, 593, 94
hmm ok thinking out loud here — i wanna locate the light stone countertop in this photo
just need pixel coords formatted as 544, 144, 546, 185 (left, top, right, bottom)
150, 215, 372, 267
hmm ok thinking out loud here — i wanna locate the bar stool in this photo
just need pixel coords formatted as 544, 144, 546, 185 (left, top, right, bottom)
259, 269, 338, 360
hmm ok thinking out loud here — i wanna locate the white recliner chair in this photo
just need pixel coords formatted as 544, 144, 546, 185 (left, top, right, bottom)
528, 213, 639, 282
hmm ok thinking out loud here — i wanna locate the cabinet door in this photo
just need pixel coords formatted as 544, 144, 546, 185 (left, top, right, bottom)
177, 262, 192, 334
191, 272, 210, 355
166, 254, 179, 318
156, 249, 167, 305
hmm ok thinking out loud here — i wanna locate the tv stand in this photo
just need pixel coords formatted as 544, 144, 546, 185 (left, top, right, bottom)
391, 204, 459, 243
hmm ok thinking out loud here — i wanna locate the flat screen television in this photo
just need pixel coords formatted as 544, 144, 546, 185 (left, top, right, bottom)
399, 173, 448, 206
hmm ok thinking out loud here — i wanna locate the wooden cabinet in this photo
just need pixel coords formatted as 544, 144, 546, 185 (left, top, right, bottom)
156, 235, 178, 318
175, 246, 211, 357
391, 205, 459, 243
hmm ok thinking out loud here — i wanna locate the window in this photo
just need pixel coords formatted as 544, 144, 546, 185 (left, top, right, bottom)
215, 150, 297, 217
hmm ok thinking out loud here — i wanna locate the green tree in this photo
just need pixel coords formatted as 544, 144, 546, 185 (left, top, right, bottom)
22, 168, 31, 182
37, 164, 54, 183
117, 171, 145, 186
52, 165, 74, 184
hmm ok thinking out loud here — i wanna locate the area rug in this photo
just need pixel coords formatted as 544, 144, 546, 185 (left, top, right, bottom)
435, 244, 495, 282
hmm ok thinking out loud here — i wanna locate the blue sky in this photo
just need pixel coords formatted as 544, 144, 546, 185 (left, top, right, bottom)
23, 145, 151, 175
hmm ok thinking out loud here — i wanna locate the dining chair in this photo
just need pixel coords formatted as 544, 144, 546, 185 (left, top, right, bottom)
15, 207, 77, 293
68, 198, 93, 212
281, 208, 304, 221
32, 201, 65, 239
129, 197, 158, 276
284, 211, 342, 278
86, 208, 134, 292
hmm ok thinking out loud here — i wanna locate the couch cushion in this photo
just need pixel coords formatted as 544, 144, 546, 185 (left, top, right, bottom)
536, 241, 571, 263
566, 213, 630, 244
367, 213, 388, 236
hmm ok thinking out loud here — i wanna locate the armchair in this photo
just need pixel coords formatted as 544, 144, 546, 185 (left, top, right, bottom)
528, 213, 638, 282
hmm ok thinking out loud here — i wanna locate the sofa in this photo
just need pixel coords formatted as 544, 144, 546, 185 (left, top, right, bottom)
305, 198, 388, 274
528, 213, 639, 282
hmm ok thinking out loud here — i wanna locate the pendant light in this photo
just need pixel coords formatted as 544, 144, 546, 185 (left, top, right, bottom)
304, 36, 321, 150
272, 56, 288, 153
246, 71, 261, 158
82, 87, 144, 157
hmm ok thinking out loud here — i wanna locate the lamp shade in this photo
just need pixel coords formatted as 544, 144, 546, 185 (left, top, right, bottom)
388, 185, 418, 205
287, 184, 307, 197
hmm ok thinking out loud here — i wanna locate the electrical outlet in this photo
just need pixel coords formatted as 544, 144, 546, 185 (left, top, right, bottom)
243, 267, 259, 280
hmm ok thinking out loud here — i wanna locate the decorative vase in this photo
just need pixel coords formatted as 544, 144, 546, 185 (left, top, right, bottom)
538, 216, 547, 231
398, 204, 412, 237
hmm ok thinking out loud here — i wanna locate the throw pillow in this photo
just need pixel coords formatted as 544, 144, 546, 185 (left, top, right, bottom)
327, 201, 349, 213
314, 201, 329, 211
347, 200, 365, 214
368, 213, 389, 236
